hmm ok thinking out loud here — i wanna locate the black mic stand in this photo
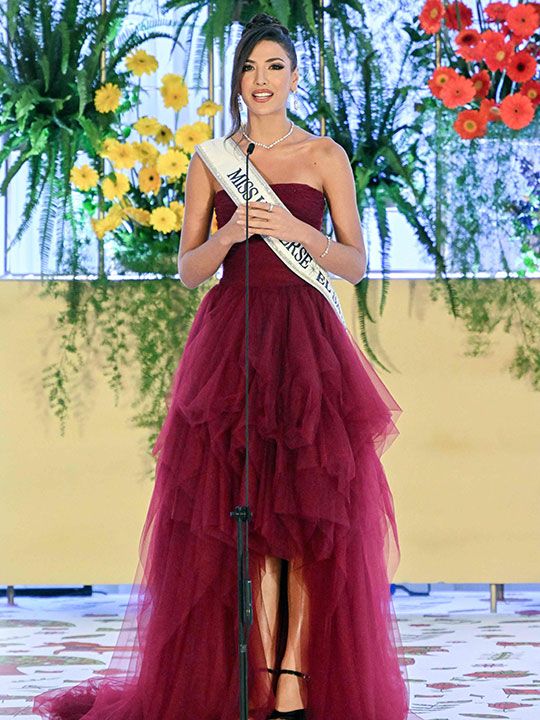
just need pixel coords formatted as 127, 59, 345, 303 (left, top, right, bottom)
230, 140, 256, 720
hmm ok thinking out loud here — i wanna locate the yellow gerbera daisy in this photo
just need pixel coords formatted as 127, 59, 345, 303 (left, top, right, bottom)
149, 207, 177, 233
192, 120, 212, 138
161, 73, 185, 88
133, 116, 161, 136
160, 82, 189, 111
98, 137, 121, 159
70, 164, 99, 191
94, 83, 122, 113
197, 99, 223, 117
125, 207, 152, 226
169, 200, 185, 231
125, 49, 159, 77
91, 205, 125, 239
139, 167, 161, 194
154, 125, 173, 146
102, 173, 130, 200
156, 149, 189, 179
108, 142, 138, 170
91, 217, 109, 240
174, 122, 211, 154
133, 141, 159, 166
107, 204, 126, 224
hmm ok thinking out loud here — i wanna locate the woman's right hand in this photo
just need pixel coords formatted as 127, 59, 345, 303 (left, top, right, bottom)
219, 206, 250, 246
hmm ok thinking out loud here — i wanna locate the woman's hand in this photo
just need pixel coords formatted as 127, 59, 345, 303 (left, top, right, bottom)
235, 200, 314, 244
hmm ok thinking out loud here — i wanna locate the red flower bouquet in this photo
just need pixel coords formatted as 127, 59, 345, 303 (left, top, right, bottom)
418, 0, 540, 138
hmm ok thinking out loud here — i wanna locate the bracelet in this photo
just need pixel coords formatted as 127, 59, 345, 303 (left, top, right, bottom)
319, 233, 331, 258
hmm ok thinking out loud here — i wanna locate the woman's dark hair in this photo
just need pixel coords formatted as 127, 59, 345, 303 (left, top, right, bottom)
226, 13, 297, 140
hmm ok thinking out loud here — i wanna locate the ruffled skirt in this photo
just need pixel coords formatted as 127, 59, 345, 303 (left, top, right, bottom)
33, 278, 418, 720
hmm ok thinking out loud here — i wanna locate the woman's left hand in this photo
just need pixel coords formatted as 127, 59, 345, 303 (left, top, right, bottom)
235, 200, 313, 244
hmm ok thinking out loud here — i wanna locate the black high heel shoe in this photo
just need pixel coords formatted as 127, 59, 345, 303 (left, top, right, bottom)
266, 668, 309, 719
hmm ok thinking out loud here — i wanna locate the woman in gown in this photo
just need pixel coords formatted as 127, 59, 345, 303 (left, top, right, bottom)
33, 12, 421, 720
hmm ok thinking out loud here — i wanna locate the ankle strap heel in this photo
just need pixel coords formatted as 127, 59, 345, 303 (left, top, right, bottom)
266, 667, 311, 681
266, 667, 309, 719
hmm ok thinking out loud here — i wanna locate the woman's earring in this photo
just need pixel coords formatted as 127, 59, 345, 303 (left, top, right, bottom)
291, 89, 298, 112
238, 93, 247, 119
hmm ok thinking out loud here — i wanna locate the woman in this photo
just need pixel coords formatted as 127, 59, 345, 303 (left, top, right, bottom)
33, 12, 419, 720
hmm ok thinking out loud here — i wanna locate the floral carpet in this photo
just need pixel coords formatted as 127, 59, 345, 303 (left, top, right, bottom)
0, 587, 539, 718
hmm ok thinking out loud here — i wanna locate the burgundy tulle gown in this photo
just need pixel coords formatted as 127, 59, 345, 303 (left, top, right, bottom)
33, 182, 419, 720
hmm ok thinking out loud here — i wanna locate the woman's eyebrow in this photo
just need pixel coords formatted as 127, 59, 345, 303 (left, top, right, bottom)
245, 57, 285, 63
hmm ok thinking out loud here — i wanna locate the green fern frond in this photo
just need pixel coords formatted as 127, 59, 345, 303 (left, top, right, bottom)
373, 190, 392, 316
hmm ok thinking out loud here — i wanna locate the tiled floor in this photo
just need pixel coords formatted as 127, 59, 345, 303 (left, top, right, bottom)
1, 586, 539, 718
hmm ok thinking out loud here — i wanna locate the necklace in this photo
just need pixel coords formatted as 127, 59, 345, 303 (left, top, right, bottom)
241, 120, 294, 149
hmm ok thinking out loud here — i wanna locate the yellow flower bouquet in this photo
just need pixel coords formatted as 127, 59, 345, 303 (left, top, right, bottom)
70, 49, 222, 276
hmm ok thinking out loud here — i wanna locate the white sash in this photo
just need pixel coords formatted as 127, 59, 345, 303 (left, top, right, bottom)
195, 136, 346, 327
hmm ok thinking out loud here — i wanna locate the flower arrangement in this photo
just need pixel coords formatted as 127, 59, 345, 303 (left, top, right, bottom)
418, 0, 540, 138
69, 48, 222, 275
0, 0, 172, 269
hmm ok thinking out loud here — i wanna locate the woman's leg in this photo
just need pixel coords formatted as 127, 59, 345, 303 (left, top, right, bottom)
259, 555, 282, 670
274, 557, 310, 711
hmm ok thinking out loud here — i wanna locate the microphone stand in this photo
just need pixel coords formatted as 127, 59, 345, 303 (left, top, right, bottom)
230, 140, 256, 720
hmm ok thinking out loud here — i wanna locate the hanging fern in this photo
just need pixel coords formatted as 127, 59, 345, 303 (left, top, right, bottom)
162, 0, 365, 90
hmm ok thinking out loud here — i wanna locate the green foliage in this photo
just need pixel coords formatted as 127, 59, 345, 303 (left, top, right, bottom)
11, 0, 540, 458
40, 276, 210, 462
295, 17, 457, 370
419, 76, 540, 391
0, 0, 170, 272
162, 0, 365, 89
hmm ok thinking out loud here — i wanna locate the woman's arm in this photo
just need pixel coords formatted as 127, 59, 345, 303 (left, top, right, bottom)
303, 137, 366, 285
177, 152, 236, 289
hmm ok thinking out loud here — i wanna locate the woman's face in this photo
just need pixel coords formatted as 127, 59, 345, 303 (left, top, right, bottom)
239, 39, 298, 117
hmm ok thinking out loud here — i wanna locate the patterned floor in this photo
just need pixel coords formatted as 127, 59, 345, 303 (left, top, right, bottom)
0, 586, 539, 718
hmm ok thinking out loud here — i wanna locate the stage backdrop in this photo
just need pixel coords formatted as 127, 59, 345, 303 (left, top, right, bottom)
1, 278, 539, 585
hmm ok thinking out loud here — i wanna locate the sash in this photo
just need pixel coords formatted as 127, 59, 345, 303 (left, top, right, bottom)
195, 136, 346, 328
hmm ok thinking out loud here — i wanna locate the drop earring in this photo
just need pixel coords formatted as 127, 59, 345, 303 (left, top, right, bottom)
238, 93, 247, 120
290, 89, 298, 112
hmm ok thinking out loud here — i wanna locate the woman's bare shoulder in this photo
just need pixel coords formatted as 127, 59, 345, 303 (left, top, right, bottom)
291, 130, 350, 192
309, 134, 348, 165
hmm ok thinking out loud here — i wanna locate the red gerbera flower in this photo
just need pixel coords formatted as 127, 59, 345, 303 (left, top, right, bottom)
456, 28, 481, 46
456, 41, 486, 61
499, 92, 535, 129
519, 79, 540, 107
480, 98, 502, 121
455, 28, 485, 60
506, 4, 540, 38
485, 2, 509, 22
440, 74, 476, 108
445, 2, 473, 30
471, 69, 491, 99
428, 66, 460, 98
484, 38, 513, 71
454, 109, 488, 139
420, 0, 446, 34
506, 51, 536, 82
480, 29, 506, 43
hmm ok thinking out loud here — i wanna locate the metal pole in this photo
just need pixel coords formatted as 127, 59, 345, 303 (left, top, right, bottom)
434, 33, 444, 253
2, 26, 10, 275
207, 14, 215, 138
319, 0, 326, 136
98, 0, 107, 278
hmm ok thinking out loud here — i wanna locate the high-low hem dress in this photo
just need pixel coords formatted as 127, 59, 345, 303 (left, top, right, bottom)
33, 182, 421, 720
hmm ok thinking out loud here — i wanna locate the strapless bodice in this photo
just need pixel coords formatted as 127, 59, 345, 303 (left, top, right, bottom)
213, 182, 326, 287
